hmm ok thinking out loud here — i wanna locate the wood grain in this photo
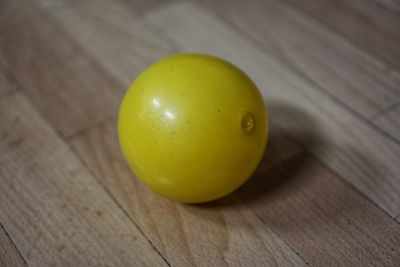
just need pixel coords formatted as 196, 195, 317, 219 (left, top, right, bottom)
125, 0, 177, 16
283, 0, 400, 69
373, 0, 400, 13
372, 104, 400, 142
0, 224, 27, 267
372, 0, 400, 12
202, 0, 400, 117
0, 0, 122, 137
145, 2, 400, 216
31, 0, 75, 10
239, 153, 400, 266
53, 0, 176, 88
69, 119, 306, 267
0, 92, 167, 267
0, 64, 17, 96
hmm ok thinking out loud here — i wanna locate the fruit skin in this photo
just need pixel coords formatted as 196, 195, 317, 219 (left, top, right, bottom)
118, 54, 268, 203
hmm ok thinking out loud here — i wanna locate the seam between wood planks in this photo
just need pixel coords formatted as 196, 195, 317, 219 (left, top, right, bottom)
0, 222, 29, 267
279, 0, 400, 72
69, 145, 172, 267
17, 90, 171, 267
249, 210, 311, 266
369, 100, 400, 120
310, 152, 400, 220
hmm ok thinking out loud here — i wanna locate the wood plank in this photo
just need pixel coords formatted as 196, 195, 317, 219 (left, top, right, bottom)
0, 224, 27, 267
283, 0, 400, 69
0, 69, 24, 267
144, 2, 400, 216
31, 0, 75, 10
0, 92, 167, 267
53, 0, 176, 88
0, 64, 17, 96
372, 104, 400, 142
124, 0, 177, 15
239, 153, 400, 266
201, 0, 400, 117
0, 0, 122, 137
69, 119, 306, 267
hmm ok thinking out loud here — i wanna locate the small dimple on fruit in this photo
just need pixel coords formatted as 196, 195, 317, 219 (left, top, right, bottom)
241, 113, 255, 133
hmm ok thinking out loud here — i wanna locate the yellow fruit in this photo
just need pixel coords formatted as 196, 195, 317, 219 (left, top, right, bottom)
118, 54, 268, 203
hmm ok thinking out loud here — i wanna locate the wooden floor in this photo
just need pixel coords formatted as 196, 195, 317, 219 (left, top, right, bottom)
1, 0, 400, 266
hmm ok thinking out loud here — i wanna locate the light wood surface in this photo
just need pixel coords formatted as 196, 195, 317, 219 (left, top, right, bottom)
283, 0, 400, 69
0, 92, 167, 266
1, 0, 400, 266
373, 104, 400, 142
0, 0, 122, 137
53, 0, 176, 87
0, 224, 26, 267
240, 154, 400, 266
0, 65, 17, 97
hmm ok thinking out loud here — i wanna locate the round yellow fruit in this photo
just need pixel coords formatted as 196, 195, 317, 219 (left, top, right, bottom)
118, 54, 268, 203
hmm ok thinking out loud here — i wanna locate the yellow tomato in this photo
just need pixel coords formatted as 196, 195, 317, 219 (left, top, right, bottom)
118, 54, 268, 203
